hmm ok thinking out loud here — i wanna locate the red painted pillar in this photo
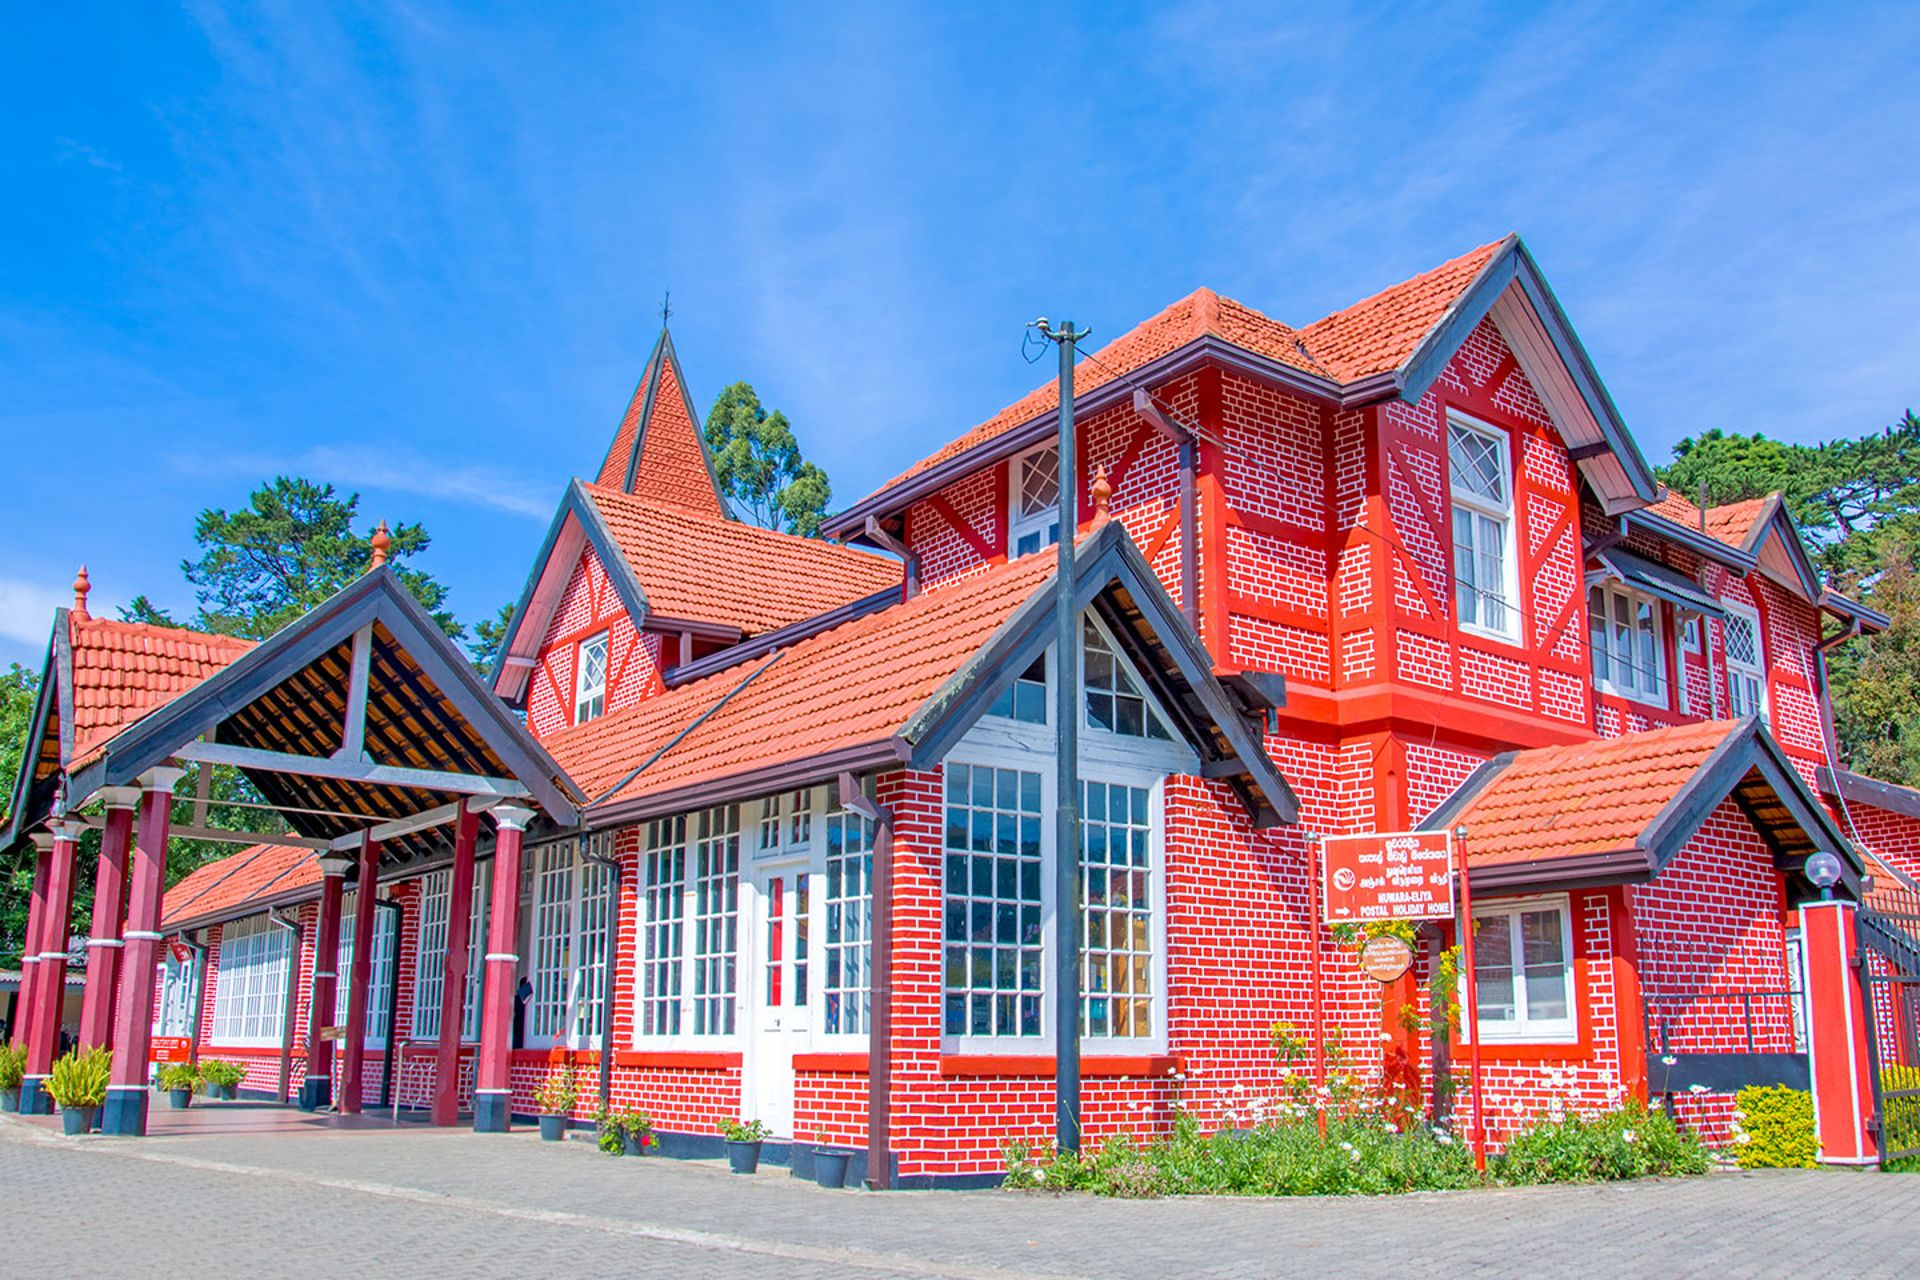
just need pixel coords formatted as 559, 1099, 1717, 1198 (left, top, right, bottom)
1802, 899, 1878, 1164
337, 834, 381, 1115
21, 821, 81, 1112
473, 805, 533, 1133
301, 854, 352, 1110
102, 767, 183, 1136
433, 803, 480, 1126
78, 790, 139, 1051
15, 836, 51, 1056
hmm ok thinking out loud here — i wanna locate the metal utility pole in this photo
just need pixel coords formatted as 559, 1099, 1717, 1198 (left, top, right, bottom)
1034, 317, 1091, 1153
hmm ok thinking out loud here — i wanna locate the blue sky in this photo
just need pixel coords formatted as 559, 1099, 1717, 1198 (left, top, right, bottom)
4, 2, 1918, 667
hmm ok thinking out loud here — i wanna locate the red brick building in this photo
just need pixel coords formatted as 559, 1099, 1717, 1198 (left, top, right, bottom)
10, 237, 1917, 1177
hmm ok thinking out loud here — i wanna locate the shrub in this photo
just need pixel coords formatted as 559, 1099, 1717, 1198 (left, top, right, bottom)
157, 1063, 202, 1093
0, 1042, 26, 1090
595, 1108, 658, 1154
1497, 1101, 1710, 1183
198, 1059, 246, 1090
1729, 1085, 1817, 1169
719, 1117, 771, 1143
46, 1048, 111, 1109
1875, 1067, 1920, 1171
533, 1065, 577, 1116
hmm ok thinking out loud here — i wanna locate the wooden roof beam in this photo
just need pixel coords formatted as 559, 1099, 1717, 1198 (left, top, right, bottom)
176, 740, 529, 801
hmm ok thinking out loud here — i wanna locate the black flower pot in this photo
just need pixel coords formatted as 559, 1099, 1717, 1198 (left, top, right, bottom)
813, 1148, 852, 1189
727, 1139, 762, 1174
214, 1083, 237, 1101
0, 1087, 18, 1113
168, 1088, 193, 1110
539, 1114, 566, 1142
61, 1106, 96, 1135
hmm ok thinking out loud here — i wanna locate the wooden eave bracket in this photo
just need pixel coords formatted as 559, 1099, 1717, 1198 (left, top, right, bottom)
1132, 388, 1189, 443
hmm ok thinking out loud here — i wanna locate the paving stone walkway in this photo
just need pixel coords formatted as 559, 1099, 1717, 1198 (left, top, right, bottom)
2, 1113, 1912, 1278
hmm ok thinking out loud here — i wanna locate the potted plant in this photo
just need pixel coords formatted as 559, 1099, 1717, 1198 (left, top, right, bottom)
46, 1047, 111, 1135
620, 1110, 658, 1157
719, 1117, 771, 1174
812, 1146, 854, 1190
158, 1062, 201, 1109
533, 1065, 576, 1142
199, 1059, 244, 1101
0, 1042, 25, 1113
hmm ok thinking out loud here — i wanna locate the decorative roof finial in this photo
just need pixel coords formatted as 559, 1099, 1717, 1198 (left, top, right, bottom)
369, 521, 391, 571
71, 565, 91, 621
660, 290, 673, 326
1091, 466, 1113, 527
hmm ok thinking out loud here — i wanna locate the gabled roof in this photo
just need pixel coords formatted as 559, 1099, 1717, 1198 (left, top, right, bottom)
1630, 490, 1877, 623
593, 324, 728, 518
161, 842, 320, 932
545, 520, 1298, 830
826, 235, 1659, 537
1421, 718, 1859, 895
489, 479, 902, 701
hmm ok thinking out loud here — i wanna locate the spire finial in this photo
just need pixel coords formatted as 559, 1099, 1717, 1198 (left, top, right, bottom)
660, 290, 672, 326
71, 565, 91, 621
369, 520, 391, 571
1091, 466, 1113, 527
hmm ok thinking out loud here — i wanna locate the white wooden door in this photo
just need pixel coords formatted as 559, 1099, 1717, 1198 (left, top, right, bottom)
747, 864, 813, 1136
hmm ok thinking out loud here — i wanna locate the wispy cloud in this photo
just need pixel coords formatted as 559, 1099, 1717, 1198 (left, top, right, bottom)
0, 579, 67, 650
175, 444, 553, 520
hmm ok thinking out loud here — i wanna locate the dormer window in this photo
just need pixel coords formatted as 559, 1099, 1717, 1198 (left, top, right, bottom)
1010, 446, 1062, 559
1723, 605, 1769, 726
1588, 584, 1668, 706
575, 631, 609, 724
1448, 414, 1519, 642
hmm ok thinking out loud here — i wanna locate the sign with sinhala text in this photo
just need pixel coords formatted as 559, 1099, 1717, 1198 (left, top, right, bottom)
1321, 831, 1455, 923
150, 1036, 192, 1064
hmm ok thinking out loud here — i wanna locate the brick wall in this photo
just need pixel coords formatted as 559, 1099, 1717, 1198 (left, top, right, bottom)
527, 544, 664, 741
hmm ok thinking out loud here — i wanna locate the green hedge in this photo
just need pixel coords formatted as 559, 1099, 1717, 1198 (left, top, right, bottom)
1731, 1085, 1817, 1168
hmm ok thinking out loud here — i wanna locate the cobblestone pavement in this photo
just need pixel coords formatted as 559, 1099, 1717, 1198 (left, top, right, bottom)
3, 1115, 1914, 1278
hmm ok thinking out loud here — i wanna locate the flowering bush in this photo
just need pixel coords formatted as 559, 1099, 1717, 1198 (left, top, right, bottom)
1880, 1066, 1920, 1171
1496, 1101, 1709, 1183
1727, 1085, 1816, 1169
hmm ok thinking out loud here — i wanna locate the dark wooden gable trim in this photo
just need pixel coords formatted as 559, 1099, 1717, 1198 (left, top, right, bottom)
0, 612, 68, 848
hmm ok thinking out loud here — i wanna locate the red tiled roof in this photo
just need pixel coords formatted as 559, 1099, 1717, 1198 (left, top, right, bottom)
1645, 492, 1774, 549
583, 483, 901, 635
545, 547, 1058, 808
1447, 720, 1741, 868
69, 617, 255, 765
876, 238, 1509, 493
160, 843, 320, 929
595, 334, 726, 519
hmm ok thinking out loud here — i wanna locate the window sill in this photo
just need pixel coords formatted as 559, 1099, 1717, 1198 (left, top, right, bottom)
792, 1052, 870, 1073
1457, 623, 1523, 649
1595, 684, 1671, 710
1465, 1037, 1591, 1063
939, 1053, 1181, 1077
611, 1049, 743, 1070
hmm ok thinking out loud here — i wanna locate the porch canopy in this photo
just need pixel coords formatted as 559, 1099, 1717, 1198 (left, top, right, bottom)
12, 566, 582, 1136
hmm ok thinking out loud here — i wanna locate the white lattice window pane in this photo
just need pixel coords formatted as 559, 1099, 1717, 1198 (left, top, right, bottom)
1724, 614, 1757, 665
1080, 781, 1154, 1040
1448, 423, 1505, 504
1018, 449, 1060, 516
412, 870, 451, 1041
942, 763, 1044, 1039
691, 807, 740, 1036
576, 632, 609, 724
823, 809, 875, 1035
642, 816, 687, 1037
531, 845, 576, 1043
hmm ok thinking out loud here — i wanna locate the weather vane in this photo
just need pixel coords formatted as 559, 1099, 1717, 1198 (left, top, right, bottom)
660, 290, 672, 325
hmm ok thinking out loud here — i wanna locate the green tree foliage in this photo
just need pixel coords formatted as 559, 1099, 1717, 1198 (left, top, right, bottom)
467, 601, 517, 670
703, 383, 833, 537
0, 663, 42, 966
1659, 410, 1920, 784
178, 476, 460, 641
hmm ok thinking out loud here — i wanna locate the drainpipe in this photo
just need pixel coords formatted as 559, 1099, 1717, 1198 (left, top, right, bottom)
375, 897, 403, 1111
267, 910, 304, 1103
581, 841, 623, 1119
1814, 617, 1866, 849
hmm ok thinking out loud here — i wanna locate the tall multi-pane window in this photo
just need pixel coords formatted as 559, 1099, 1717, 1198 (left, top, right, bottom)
1010, 445, 1062, 558
822, 807, 876, 1035
331, 890, 397, 1044
1080, 781, 1154, 1039
571, 837, 613, 1045
640, 817, 687, 1037
1448, 415, 1517, 640
210, 913, 291, 1045
1084, 622, 1172, 740
943, 763, 1045, 1039
1471, 898, 1575, 1042
530, 843, 576, 1043
575, 631, 609, 724
1588, 584, 1667, 706
412, 865, 489, 1042
691, 806, 741, 1036
1723, 606, 1768, 725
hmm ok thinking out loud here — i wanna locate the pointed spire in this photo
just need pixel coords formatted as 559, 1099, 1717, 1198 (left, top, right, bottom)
369, 521, 391, 571
71, 565, 91, 622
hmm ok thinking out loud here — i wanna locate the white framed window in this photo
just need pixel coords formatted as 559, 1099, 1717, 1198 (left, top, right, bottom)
821, 806, 876, 1037
1470, 895, 1576, 1043
1723, 605, 1769, 725
575, 631, 609, 724
1079, 779, 1155, 1041
331, 890, 397, 1046
690, 806, 741, 1036
1009, 445, 1063, 559
1084, 620, 1173, 740
756, 790, 814, 858
1785, 928, 1808, 1054
412, 864, 490, 1042
528, 837, 615, 1049
1448, 414, 1519, 642
987, 654, 1048, 725
639, 816, 687, 1037
1588, 584, 1668, 706
943, 761, 1047, 1041
210, 913, 290, 1047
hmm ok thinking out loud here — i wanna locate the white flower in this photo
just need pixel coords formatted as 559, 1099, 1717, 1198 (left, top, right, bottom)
1436, 1133, 1453, 1145
1735, 1132, 1752, 1145
1622, 1130, 1638, 1144
1687, 1084, 1709, 1095
1340, 1141, 1354, 1152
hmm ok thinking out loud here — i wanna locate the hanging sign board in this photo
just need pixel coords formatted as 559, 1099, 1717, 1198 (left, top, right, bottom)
1321, 831, 1455, 923
150, 1036, 192, 1064
1359, 933, 1415, 982
168, 940, 194, 966
318, 1025, 347, 1042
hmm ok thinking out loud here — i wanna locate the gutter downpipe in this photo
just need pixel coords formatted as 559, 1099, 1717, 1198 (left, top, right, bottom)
581, 840, 622, 1118
376, 897, 402, 1111
1814, 618, 1866, 848
267, 910, 303, 1102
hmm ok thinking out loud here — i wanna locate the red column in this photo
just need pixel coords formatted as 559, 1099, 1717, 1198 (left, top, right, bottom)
1802, 899, 1878, 1164
16, 837, 50, 1053
473, 805, 533, 1133
337, 834, 381, 1115
433, 803, 480, 1126
301, 856, 351, 1110
22, 822, 81, 1111
103, 768, 182, 1136
78, 790, 139, 1051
